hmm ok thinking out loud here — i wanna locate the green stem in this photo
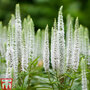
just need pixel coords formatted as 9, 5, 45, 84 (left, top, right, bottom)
48, 71, 54, 90
56, 71, 61, 90
69, 79, 74, 89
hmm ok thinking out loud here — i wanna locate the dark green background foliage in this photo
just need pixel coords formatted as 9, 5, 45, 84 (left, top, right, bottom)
0, 0, 90, 35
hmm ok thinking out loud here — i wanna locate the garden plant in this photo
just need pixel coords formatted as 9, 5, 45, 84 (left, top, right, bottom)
0, 4, 90, 90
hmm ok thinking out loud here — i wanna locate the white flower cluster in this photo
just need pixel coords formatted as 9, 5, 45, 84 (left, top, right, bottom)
51, 6, 66, 74
3, 4, 45, 80
51, 19, 59, 71
43, 25, 49, 71
51, 6, 90, 74
72, 18, 80, 70
81, 58, 88, 90
0, 23, 7, 57
0, 5, 89, 88
66, 15, 73, 69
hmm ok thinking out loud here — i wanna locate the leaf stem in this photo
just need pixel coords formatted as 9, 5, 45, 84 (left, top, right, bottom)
48, 71, 54, 90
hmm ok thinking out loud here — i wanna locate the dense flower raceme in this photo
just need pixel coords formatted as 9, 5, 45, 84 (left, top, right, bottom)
51, 19, 59, 71
72, 17, 80, 70
43, 25, 49, 71
0, 4, 89, 86
57, 6, 66, 74
81, 58, 88, 90
66, 15, 74, 69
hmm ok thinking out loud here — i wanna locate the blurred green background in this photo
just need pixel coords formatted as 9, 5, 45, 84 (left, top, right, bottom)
0, 0, 90, 36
